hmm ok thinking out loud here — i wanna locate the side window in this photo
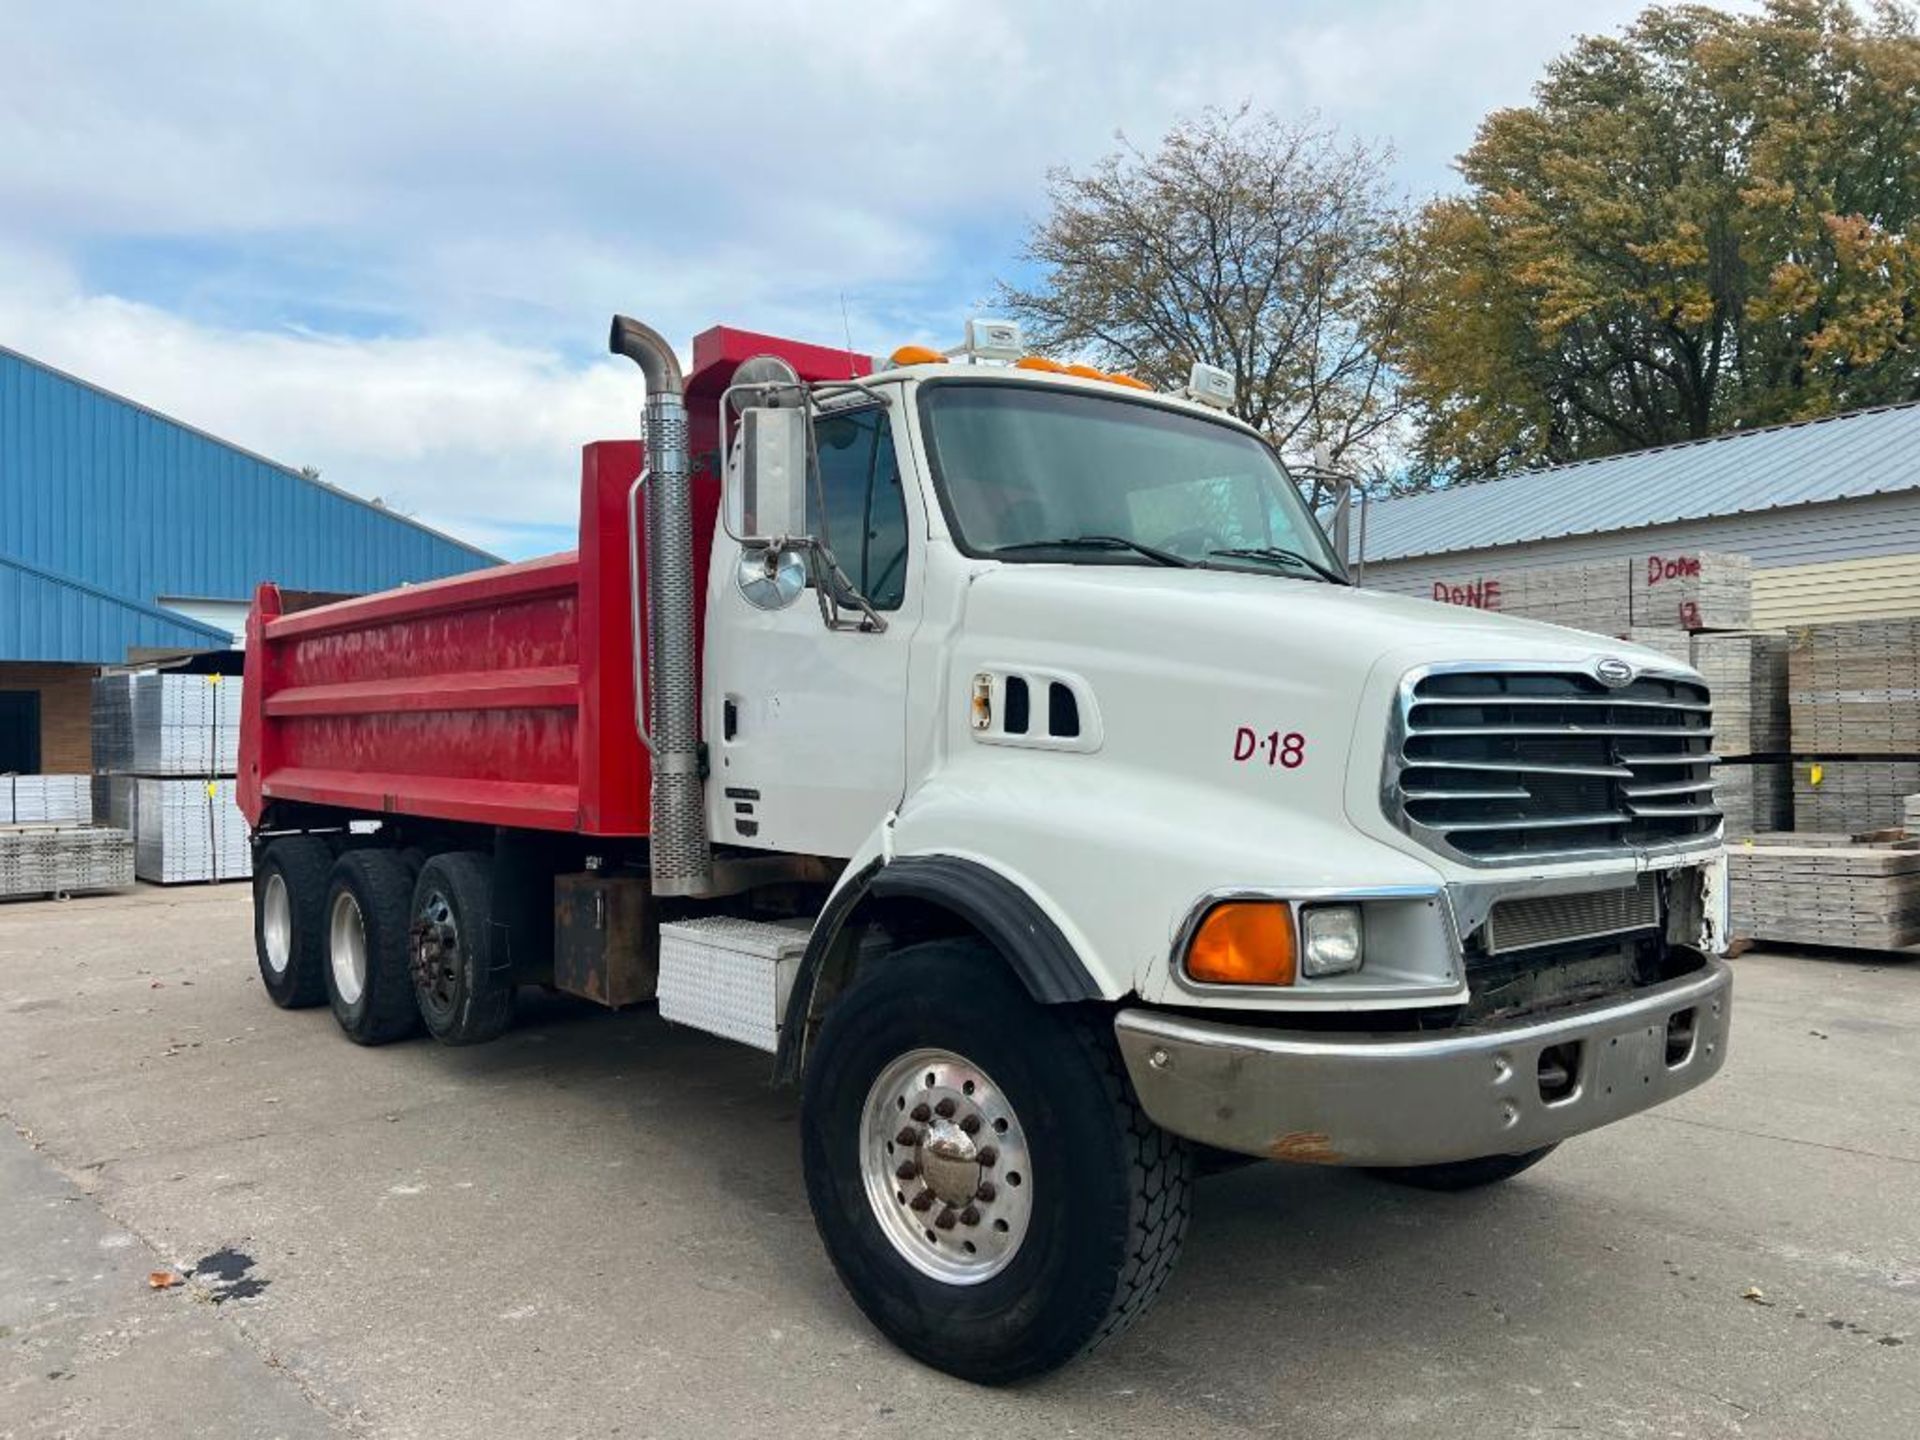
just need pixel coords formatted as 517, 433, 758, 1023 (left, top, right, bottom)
810, 407, 909, 611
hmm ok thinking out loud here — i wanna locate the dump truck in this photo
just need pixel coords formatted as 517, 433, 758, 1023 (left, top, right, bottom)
240, 314, 1732, 1382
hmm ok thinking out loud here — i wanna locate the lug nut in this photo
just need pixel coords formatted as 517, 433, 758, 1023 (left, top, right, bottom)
959, 1206, 981, 1227
895, 1161, 918, 1181
910, 1103, 932, 1123
934, 1098, 957, 1119
895, 1127, 920, 1147
909, 1190, 935, 1213
977, 1145, 998, 1168
975, 1181, 996, 1202
935, 1208, 957, 1231
959, 1114, 981, 1135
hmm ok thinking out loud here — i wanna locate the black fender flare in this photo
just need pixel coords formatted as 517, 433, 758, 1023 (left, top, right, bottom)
773, 854, 1104, 1083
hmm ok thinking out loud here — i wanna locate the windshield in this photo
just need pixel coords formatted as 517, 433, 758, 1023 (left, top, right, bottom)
917, 381, 1345, 579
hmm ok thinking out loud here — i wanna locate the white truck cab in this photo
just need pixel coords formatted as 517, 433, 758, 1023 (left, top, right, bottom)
664, 327, 1731, 1379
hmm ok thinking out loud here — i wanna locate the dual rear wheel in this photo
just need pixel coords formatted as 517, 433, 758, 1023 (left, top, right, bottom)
251, 840, 514, 1047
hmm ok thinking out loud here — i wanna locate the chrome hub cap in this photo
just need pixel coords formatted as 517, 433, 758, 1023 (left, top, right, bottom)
261, 873, 292, 976
859, 1048, 1033, 1285
329, 891, 368, 1006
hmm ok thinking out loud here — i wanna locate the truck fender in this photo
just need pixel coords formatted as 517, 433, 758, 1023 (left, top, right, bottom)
773, 854, 1103, 1084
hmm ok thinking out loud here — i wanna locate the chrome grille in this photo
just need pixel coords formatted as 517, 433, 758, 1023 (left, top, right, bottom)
1389, 667, 1720, 863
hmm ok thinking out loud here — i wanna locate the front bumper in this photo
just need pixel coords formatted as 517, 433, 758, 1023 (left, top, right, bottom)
1114, 957, 1730, 1167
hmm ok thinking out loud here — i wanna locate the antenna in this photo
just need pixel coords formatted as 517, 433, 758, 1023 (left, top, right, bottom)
839, 291, 857, 378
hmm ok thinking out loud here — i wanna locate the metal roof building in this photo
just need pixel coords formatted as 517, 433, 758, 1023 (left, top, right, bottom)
1, 343, 499, 772
1352, 401, 1920, 628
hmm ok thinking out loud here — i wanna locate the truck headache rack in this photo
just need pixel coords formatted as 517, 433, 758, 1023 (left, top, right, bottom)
1389, 668, 1720, 863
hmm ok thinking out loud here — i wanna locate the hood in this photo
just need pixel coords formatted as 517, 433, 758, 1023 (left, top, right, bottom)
962, 563, 1692, 679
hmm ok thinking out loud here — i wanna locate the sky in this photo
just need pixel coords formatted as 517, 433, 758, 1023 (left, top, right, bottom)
1, 0, 1681, 559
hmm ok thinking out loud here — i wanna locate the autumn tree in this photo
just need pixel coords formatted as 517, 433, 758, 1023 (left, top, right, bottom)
1394, 0, 1920, 479
999, 108, 1409, 507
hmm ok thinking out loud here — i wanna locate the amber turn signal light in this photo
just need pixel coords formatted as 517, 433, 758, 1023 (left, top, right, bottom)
1185, 902, 1296, 986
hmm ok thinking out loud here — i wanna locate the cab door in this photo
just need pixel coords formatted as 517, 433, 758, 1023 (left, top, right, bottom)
702, 398, 921, 857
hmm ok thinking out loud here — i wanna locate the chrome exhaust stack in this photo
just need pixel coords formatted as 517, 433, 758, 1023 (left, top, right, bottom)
609, 315, 713, 897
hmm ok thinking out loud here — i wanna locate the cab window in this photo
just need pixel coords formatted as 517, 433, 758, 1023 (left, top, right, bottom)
810, 406, 908, 611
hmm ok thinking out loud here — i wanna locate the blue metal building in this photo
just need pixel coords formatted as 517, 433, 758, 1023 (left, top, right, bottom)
0, 342, 498, 772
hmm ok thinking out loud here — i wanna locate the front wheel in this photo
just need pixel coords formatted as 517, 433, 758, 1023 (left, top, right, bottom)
800, 940, 1190, 1383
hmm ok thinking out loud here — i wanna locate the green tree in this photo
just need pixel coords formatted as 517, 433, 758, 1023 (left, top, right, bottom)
999, 108, 1410, 508
1394, 0, 1920, 479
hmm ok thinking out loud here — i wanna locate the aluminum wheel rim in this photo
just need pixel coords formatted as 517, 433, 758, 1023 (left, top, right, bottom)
412, 888, 460, 1020
261, 873, 293, 976
329, 890, 368, 1006
859, 1047, 1033, 1285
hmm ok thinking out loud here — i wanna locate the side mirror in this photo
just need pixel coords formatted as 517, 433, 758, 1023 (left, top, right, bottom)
727, 406, 810, 545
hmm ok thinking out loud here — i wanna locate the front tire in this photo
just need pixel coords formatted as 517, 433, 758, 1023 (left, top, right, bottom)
800, 940, 1190, 1383
1367, 1144, 1559, 1192
323, 850, 421, 1045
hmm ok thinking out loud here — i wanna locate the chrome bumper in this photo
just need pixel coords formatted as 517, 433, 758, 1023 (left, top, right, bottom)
1114, 958, 1731, 1167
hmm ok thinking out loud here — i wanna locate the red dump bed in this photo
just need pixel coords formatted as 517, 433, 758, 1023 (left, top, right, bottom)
238, 326, 868, 837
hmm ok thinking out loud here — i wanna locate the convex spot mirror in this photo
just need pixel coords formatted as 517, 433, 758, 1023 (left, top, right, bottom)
726, 405, 811, 546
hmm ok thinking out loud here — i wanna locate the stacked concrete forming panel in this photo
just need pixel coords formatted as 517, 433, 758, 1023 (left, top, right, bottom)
92, 671, 251, 884
0, 826, 134, 899
1420, 551, 1752, 635
1729, 837, 1920, 951
1, 774, 92, 824
92, 672, 243, 776
105, 777, 250, 885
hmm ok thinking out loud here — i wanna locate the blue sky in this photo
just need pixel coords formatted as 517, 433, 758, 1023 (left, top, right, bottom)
1, 0, 1681, 558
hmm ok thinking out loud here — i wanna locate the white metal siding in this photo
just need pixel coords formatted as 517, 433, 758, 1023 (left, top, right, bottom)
1357, 492, 1920, 597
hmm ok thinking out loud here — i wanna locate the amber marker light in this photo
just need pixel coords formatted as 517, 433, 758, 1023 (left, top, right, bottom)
890, 344, 945, 366
1105, 372, 1152, 390
1065, 363, 1107, 379
1185, 902, 1296, 986
1015, 355, 1067, 372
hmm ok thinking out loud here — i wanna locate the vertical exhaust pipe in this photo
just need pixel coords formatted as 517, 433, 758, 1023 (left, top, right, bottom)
609, 315, 712, 897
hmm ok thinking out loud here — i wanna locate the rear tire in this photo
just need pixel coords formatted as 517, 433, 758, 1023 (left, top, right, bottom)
1367, 1144, 1559, 1192
253, 837, 332, 1009
800, 940, 1190, 1383
409, 851, 514, 1046
323, 850, 421, 1045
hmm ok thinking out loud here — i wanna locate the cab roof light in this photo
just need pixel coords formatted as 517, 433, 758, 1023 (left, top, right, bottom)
1105, 372, 1152, 390
1064, 363, 1108, 380
1184, 361, 1236, 409
1185, 901, 1296, 986
1015, 354, 1068, 373
889, 343, 945, 367
946, 317, 1025, 364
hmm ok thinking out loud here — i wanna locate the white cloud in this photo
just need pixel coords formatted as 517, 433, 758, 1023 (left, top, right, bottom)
0, 0, 1681, 554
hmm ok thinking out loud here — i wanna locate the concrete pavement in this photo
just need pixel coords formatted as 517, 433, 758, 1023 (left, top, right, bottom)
1, 883, 1916, 1438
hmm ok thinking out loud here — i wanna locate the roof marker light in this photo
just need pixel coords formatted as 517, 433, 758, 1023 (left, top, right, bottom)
1015, 355, 1068, 373
950, 317, 1024, 363
1065, 363, 1107, 380
1105, 373, 1152, 390
1185, 361, 1236, 409
890, 344, 945, 367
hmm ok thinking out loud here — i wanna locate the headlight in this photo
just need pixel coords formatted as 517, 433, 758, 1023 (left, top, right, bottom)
1300, 904, 1364, 977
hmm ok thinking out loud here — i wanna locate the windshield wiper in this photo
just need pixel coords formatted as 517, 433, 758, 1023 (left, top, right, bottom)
1207, 545, 1349, 585
992, 535, 1196, 568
